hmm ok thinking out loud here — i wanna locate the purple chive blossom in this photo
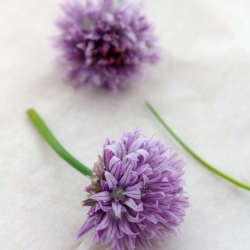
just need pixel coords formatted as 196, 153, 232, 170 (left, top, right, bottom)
77, 129, 189, 250
54, 0, 159, 91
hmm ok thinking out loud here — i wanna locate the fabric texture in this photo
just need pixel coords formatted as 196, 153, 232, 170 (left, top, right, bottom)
1, 0, 250, 250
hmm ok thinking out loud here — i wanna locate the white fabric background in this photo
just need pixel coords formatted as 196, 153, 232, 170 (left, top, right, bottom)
1, 0, 250, 249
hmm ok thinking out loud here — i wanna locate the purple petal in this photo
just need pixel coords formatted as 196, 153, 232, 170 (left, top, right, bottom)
124, 235, 136, 250
112, 202, 122, 218
144, 214, 157, 224
126, 213, 145, 223
128, 138, 144, 153
105, 144, 117, 155
124, 198, 143, 212
118, 217, 137, 236
110, 162, 122, 180
96, 213, 110, 230
118, 164, 132, 187
115, 220, 124, 239
135, 164, 151, 175
90, 191, 112, 201
124, 189, 141, 199
108, 156, 120, 170
99, 203, 112, 212
105, 219, 116, 244
126, 182, 142, 191
77, 216, 95, 238
101, 180, 109, 191
141, 174, 149, 186
105, 171, 118, 189
135, 149, 149, 162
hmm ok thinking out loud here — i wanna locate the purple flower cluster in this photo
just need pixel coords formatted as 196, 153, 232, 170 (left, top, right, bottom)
55, 0, 159, 91
77, 129, 189, 250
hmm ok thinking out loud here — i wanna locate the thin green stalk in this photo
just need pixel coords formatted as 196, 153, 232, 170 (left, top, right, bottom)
146, 101, 250, 191
26, 109, 92, 177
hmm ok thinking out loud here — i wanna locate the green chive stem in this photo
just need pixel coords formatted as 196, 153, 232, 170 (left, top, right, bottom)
146, 101, 250, 191
26, 109, 92, 177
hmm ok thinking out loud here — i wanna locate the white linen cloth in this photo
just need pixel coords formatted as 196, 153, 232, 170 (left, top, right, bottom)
1, 0, 250, 249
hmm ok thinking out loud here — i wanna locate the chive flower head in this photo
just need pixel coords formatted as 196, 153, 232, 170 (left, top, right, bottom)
78, 128, 189, 250
54, 0, 159, 91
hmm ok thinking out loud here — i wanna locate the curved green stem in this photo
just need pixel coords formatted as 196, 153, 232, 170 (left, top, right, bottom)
146, 101, 250, 191
26, 109, 92, 177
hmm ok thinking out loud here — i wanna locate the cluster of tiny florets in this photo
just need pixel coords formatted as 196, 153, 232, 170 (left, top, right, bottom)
77, 129, 189, 250
54, 0, 159, 91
